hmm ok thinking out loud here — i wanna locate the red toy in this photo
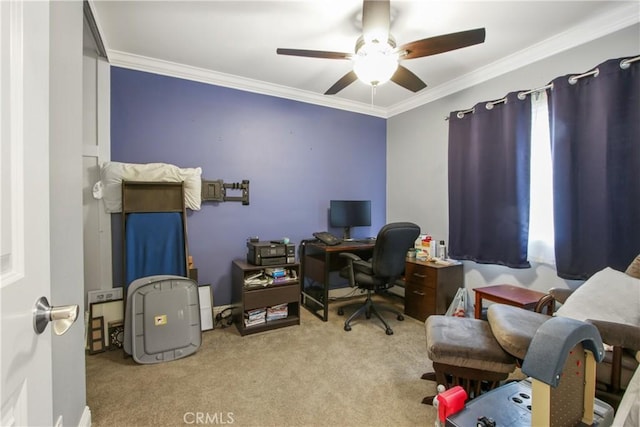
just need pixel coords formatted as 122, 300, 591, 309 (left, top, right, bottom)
437, 386, 468, 422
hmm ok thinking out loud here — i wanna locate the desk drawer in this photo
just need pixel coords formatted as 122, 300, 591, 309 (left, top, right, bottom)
404, 282, 436, 322
244, 283, 300, 310
405, 262, 436, 287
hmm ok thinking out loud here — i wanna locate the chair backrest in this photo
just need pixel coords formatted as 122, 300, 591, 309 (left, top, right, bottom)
371, 222, 421, 279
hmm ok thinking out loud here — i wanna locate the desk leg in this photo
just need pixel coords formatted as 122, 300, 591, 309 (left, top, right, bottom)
299, 242, 329, 322
474, 293, 482, 319
322, 251, 330, 321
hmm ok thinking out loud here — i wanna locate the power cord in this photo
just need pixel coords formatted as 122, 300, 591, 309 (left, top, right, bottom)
214, 307, 234, 329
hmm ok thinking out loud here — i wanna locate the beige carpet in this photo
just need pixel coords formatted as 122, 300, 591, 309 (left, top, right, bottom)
86, 296, 438, 426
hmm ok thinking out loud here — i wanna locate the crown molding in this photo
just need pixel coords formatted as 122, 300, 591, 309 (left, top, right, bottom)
107, 50, 388, 118
104, 2, 638, 120
386, 2, 640, 117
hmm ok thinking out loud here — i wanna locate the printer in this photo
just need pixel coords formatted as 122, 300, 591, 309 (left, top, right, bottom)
247, 241, 295, 266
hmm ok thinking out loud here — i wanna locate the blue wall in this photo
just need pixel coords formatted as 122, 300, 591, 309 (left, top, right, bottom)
111, 67, 387, 305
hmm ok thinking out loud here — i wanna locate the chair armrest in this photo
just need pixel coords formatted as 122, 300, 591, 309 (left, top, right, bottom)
339, 252, 373, 285
586, 319, 640, 392
586, 319, 640, 350
339, 252, 363, 262
534, 294, 556, 315
548, 287, 574, 304
338, 252, 371, 273
352, 260, 373, 275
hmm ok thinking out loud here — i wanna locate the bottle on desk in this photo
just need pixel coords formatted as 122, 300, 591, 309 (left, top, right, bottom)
438, 240, 447, 259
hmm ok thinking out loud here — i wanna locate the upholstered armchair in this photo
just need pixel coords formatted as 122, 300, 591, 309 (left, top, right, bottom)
491, 255, 640, 408
541, 257, 640, 407
423, 254, 640, 409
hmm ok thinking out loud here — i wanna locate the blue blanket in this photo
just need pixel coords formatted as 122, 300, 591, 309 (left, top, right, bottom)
125, 212, 186, 286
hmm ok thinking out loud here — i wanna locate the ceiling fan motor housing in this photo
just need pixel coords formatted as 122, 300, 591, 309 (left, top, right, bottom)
354, 35, 399, 86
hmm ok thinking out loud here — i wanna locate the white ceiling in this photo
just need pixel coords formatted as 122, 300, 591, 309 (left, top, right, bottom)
89, 0, 639, 117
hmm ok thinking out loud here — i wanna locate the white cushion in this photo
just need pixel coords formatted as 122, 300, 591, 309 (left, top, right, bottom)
555, 267, 640, 327
97, 161, 202, 212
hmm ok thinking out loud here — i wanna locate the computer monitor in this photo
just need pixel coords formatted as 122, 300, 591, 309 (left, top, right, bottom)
329, 200, 371, 240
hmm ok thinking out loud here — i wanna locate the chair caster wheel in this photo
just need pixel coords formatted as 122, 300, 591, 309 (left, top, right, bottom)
365, 313, 371, 319
385, 328, 393, 335
344, 325, 352, 332
338, 308, 344, 315
397, 314, 404, 321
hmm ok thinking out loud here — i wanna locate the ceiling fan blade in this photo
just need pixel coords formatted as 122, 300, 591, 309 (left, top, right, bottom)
397, 28, 486, 60
362, 0, 390, 42
391, 65, 427, 92
276, 48, 352, 60
325, 71, 358, 95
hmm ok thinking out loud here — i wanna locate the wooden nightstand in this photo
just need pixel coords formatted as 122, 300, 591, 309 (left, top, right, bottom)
403, 259, 464, 322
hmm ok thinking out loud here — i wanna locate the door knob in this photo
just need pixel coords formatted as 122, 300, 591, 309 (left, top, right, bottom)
33, 297, 79, 335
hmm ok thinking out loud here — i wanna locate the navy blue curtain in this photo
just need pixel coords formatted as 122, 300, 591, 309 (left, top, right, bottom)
448, 91, 532, 268
549, 56, 640, 279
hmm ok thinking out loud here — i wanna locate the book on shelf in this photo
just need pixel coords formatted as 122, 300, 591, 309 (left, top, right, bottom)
244, 317, 266, 327
244, 272, 269, 288
244, 307, 266, 326
266, 303, 288, 321
271, 275, 296, 285
264, 267, 286, 278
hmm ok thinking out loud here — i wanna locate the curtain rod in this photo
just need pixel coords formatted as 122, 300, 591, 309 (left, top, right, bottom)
568, 68, 599, 85
446, 55, 640, 121
517, 83, 553, 100
445, 85, 552, 120
620, 55, 640, 69
444, 108, 475, 120
567, 55, 640, 84
485, 97, 507, 110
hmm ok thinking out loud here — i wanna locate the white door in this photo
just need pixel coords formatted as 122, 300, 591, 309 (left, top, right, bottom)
1, 1, 54, 425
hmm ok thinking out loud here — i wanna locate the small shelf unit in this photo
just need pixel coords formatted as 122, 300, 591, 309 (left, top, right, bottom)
231, 260, 300, 336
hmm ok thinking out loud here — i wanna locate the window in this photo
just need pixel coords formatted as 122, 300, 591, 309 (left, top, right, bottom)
527, 91, 555, 265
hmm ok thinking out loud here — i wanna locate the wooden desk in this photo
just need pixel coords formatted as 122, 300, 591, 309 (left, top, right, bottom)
473, 284, 547, 319
300, 240, 375, 321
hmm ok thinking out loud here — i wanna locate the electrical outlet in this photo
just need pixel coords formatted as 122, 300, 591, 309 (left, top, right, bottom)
87, 288, 123, 304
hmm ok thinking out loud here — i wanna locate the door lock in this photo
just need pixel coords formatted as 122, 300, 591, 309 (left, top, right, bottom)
33, 297, 79, 335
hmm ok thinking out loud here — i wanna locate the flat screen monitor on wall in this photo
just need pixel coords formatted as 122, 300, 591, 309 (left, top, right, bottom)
329, 200, 371, 240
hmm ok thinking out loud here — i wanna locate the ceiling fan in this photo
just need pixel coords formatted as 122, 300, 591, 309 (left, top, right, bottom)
277, 0, 486, 95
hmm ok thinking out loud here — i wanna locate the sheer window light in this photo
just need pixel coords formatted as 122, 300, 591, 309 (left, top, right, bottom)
528, 91, 555, 265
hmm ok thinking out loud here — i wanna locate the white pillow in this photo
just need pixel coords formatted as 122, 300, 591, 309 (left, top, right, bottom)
555, 267, 640, 327
97, 161, 202, 212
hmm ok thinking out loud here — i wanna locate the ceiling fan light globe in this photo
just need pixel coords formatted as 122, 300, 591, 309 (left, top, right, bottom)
353, 42, 398, 86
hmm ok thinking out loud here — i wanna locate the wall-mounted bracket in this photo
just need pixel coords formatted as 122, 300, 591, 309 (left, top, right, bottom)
201, 179, 250, 205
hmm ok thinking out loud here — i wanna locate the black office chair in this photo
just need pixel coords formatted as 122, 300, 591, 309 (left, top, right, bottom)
338, 222, 420, 335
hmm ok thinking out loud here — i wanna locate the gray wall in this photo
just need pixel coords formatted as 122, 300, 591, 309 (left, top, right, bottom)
50, 1, 87, 425
387, 24, 640, 295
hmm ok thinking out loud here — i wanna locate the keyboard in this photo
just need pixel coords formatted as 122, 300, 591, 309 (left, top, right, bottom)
313, 231, 342, 246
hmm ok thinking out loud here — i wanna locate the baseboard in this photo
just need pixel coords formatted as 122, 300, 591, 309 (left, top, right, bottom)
78, 406, 91, 427
211, 304, 234, 328
213, 304, 232, 318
